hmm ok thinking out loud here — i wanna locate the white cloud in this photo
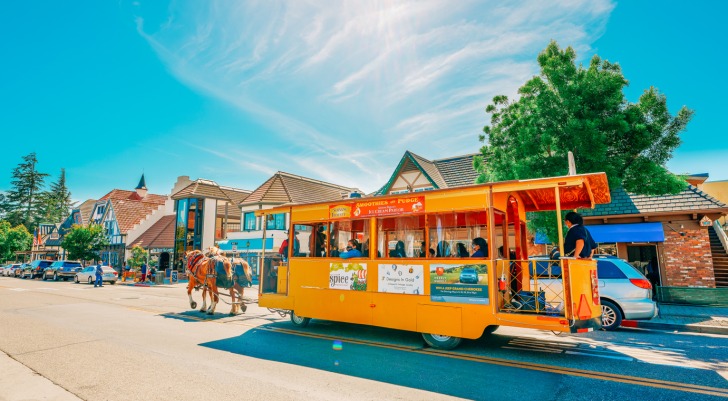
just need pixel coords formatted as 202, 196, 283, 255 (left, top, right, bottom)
133, 0, 615, 192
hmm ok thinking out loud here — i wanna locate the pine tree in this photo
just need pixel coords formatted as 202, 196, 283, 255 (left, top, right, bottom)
5, 153, 49, 230
39, 169, 75, 224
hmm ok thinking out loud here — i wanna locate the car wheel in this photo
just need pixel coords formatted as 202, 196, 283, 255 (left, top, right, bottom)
53, 273, 58, 281
42, 274, 47, 281
422, 333, 462, 350
600, 300, 623, 331
290, 311, 311, 327
110, 281, 116, 285
87, 277, 93, 285
74, 276, 79, 284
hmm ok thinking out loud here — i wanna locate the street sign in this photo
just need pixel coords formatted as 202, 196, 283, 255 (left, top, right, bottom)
171, 271, 178, 284
232, 242, 238, 252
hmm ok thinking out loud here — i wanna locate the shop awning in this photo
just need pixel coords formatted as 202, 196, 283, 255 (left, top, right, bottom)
588, 222, 664, 243
216, 238, 273, 252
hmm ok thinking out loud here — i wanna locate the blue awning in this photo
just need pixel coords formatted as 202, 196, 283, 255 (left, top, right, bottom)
588, 222, 664, 243
216, 238, 273, 252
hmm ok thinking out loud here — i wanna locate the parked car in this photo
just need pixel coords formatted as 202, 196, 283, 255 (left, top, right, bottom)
528, 254, 658, 330
75, 265, 118, 285
21, 260, 54, 279
459, 267, 479, 284
43, 260, 84, 281
14, 263, 28, 277
0, 264, 18, 276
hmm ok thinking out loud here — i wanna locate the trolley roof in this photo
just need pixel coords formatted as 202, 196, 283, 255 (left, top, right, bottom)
255, 172, 611, 216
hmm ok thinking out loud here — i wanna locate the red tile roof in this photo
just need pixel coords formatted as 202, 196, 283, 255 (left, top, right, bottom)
100, 189, 167, 205
128, 215, 175, 249
99, 190, 167, 234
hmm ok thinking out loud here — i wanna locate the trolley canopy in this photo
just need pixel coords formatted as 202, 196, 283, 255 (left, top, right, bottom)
255, 172, 611, 216
490, 172, 611, 212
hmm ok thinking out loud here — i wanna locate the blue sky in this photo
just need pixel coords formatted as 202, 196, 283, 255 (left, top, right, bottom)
1, 1, 726, 203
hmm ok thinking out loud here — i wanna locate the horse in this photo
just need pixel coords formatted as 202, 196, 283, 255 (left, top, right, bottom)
185, 249, 230, 315
205, 246, 253, 315
185, 248, 252, 315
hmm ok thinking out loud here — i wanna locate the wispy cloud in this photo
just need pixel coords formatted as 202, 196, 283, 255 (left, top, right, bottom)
133, 0, 614, 192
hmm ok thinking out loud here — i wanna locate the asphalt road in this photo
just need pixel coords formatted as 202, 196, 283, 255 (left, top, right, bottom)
1, 277, 726, 401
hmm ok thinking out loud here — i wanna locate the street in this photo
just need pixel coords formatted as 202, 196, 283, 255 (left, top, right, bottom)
1, 277, 727, 401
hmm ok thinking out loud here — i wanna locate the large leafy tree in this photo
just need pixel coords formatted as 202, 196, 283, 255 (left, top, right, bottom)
61, 224, 109, 263
0, 220, 32, 262
5, 153, 49, 230
475, 41, 693, 242
39, 169, 75, 224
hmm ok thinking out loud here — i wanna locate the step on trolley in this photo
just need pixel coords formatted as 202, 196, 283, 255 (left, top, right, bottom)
256, 173, 611, 349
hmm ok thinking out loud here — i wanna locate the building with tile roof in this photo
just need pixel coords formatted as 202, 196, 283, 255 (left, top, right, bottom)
374, 151, 728, 289
169, 176, 251, 273
84, 177, 169, 268
216, 171, 360, 274
373, 151, 479, 196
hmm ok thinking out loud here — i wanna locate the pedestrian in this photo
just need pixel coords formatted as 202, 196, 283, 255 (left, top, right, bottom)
140, 263, 148, 283
563, 211, 597, 259
94, 263, 103, 287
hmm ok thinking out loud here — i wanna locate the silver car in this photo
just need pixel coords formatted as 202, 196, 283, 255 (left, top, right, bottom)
529, 254, 658, 330
75, 265, 118, 285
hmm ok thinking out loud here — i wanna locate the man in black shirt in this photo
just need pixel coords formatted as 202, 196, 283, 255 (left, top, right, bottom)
563, 211, 597, 259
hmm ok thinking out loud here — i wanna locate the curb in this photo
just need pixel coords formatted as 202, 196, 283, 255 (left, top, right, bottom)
621, 320, 728, 335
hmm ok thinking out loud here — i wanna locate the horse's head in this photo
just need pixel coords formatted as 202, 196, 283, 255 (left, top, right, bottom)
206, 246, 221, 257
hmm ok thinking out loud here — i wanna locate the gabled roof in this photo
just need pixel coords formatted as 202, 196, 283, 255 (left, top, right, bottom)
375, 151, 479, 195
100, 189, 167, 205
110, 198, 166, 234
95, 189, 167, 234
78, 199, 97, 226
171, 179, 250, 201
581, 185, 728, 217
241, 171, 358, 207
127, 215, 175, 249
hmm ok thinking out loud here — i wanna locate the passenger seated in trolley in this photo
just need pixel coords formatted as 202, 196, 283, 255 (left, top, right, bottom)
455, 242, 469, 257
340, 239, 362, 259
389, 240, 406, 257
471, 237, 488, 258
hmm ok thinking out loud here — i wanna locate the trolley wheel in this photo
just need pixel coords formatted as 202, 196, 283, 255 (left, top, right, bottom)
600, 299, 622, 331
290, 311, 310, 327
483, 325, 500, 335
421, 333, 462, 350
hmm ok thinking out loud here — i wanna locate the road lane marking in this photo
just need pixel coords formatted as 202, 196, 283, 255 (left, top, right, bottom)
262, 326, 728, 398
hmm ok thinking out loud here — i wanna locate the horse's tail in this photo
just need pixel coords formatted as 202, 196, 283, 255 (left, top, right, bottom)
242, 261, 252, 282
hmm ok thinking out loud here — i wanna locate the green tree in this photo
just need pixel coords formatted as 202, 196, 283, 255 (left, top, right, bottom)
39, 169, 75, 224
61, 224, 109, 262
476, 41, 693, 242
0, 220, 33, 262
127, 245, 148, 272
5, 153, 49, 230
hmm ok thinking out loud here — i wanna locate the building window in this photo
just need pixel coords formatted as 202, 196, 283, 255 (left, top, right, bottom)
266, 213, 286, 230
243, 212, 256, 231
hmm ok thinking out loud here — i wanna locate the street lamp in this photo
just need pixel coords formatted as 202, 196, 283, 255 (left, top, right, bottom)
245, 241, 251, 265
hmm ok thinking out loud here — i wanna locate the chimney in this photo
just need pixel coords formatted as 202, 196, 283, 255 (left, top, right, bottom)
135, 174, 148, 199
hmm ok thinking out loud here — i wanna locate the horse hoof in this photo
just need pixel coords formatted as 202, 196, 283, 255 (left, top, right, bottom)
241, 304, 247, 313
191, 302, 197, 309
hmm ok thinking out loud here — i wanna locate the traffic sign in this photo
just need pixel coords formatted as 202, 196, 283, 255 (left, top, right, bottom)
232, 242, 238, 252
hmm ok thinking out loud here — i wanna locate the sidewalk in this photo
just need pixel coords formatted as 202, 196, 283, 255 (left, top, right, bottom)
622, 303, 728, 335
0, 351, 82, 401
